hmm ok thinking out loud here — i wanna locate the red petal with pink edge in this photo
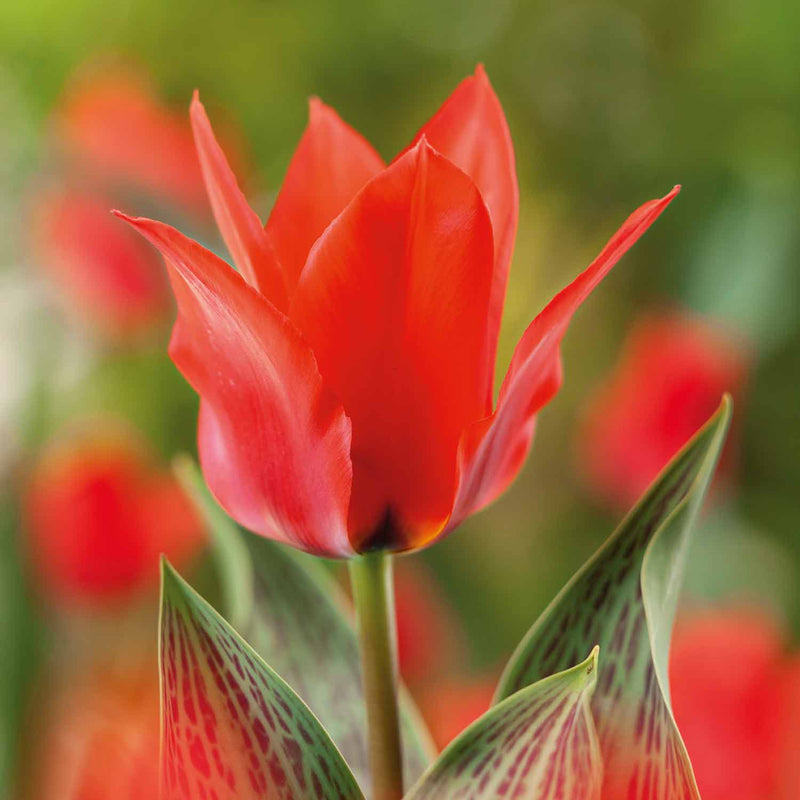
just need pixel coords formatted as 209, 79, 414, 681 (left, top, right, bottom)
114, 212, 354, 557
190, 93, 288, 309
445, 187, 681, 534
290, 140, 494, 550
403, 65, 518, 394
266, 98, 385, 296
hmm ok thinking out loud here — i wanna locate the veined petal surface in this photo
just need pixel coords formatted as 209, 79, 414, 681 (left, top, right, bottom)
116, 213, 354, 557
290, 140, 494, 549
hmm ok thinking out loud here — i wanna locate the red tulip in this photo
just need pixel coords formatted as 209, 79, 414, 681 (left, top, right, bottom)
32, 186, 169, 338
670, 608, 795, 800
117, 67, 679, 556
24, 427, 204, 605
579, 311, 747, 509
54, 65, 207, 211
29, 662, 160, 800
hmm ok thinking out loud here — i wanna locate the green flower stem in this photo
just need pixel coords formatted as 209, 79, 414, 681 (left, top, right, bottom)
349, 552, 404, 800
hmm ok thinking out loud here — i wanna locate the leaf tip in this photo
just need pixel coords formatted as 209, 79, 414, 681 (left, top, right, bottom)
700, 392, 733, 445
579, 646, 600, 690
160, 557, 191, 611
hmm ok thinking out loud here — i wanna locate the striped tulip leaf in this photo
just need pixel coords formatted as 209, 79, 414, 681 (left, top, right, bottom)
495, 396, 731, 799
175, 458, 434, 792
159, 560, 364, 800
406, 649, 602, 800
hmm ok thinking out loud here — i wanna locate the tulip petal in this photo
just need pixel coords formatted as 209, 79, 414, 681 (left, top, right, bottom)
447, 187, 681, 532
405, 65, 518, 389
114, 212, 354, 557
290, 140, 495, 550
266, 99, 385, 295
495, 399, 731, 800
190, 93, 288, 309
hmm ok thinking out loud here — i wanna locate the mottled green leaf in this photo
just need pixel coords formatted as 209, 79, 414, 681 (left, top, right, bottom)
496, 397, 731, 799
406, 649, 602, 800
176, 459, 435, 792
159, 560, 364, 800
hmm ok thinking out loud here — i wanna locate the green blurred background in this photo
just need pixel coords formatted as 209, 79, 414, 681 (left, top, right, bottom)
1, 0, 799, 794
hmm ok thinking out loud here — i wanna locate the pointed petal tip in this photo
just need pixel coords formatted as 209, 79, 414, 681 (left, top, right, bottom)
110, 209, 153, 231
189, 91, 211, 130
308, 95, 331, 121
110, 208, 134, 223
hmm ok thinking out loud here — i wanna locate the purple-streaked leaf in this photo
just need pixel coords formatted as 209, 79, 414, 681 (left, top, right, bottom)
406, 649, 601, 799
159, 560, 364, 800
495, 397, 731, 799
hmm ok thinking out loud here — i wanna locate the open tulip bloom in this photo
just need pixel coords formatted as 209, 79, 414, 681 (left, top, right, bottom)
117, 68, 733, 799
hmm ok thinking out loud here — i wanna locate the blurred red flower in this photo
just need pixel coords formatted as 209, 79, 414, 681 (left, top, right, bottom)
671, 607, 800, 800
417, 675, 497, 751
29, 661, 159, 800
579, 311, 747, 509
119, 66, 678, 557
32, 186, 170, 339
23, 426, 204, 606
394, 560, 463, 685
54, 64, 207, 211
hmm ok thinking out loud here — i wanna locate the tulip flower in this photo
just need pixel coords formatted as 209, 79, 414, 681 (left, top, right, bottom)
32, 187, 170, 338
117, 66, 679, 557
24, 427, 204, 605
670, 607, 800, 800
578, 310, 747, 509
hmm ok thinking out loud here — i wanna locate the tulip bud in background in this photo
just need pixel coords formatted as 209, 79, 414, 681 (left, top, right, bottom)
394, 560, 464, 685
578, 311, 748, 510
53, 64, 207, 212
670, 607, 800, 800
23, 425, 204, 607
416, 675, 497, 751
27, 660, 159, 800
392, 557, 496, 753
31, 187, 170, 340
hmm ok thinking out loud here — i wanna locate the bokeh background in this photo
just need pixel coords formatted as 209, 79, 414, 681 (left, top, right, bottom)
1, 0, 799, 796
